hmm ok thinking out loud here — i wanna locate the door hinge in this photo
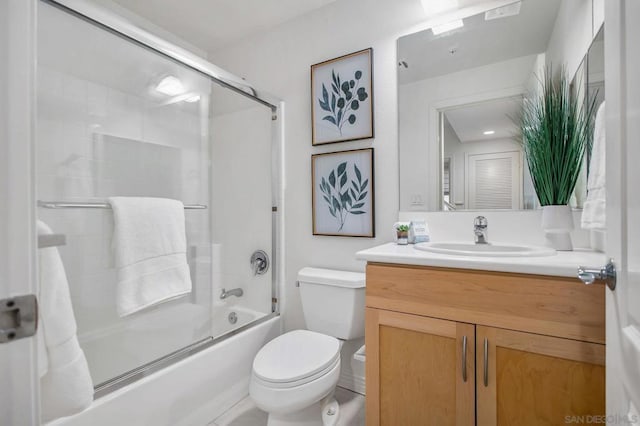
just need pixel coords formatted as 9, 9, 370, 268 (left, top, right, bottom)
0, 294, 38, 343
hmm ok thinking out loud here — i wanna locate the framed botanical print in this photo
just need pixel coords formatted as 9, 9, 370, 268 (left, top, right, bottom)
312, 148, 375, 237
311, 48, 374, 145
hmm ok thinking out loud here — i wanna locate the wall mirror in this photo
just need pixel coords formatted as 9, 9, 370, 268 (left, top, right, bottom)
586, 26, 605, 110
570, 24, 604, 205
397, 0, 566, 212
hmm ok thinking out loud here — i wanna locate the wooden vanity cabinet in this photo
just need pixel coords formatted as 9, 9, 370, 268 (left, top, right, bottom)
366, 308, 475, 426
476, 326, 605, 426
365, 263, 606, 426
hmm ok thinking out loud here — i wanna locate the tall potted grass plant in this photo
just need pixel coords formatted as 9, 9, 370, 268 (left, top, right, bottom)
519, 68, 596, 250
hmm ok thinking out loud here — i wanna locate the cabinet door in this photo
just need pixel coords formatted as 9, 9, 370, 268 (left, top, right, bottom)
365, 308, 475, 426
476, 326, 605, 426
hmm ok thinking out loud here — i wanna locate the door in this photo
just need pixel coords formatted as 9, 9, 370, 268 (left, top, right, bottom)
476, 326, 605, 426
365, 308, 474, 426
0, 0, 39, 423
466, 151, 522, 210
605, 0, 640, 419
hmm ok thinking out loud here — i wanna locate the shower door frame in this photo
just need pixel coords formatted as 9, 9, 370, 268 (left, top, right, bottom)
0, 0, 284, 412
37, 0, 283, 403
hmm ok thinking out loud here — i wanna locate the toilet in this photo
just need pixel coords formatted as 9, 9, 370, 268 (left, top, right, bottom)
250, 267, 366, 426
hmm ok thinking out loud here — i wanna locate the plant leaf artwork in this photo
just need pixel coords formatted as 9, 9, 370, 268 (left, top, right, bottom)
318, 69, 369, 136
319, 161, 369, 231
311, 49, 373, 145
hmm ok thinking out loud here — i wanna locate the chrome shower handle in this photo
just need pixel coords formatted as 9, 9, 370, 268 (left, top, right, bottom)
250, 250, 269, 276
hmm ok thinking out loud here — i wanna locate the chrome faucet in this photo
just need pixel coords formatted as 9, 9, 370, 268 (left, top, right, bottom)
220, 288, 244, 299
474, 216, 489, 244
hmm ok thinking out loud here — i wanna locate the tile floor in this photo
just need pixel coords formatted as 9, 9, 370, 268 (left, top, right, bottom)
210, 386, 365, 426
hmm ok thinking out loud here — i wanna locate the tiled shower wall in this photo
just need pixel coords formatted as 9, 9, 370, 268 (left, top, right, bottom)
35, 2, 277, 385
36, 61, 211, 339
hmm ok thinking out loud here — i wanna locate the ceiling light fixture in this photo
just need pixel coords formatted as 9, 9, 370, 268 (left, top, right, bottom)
483, 130, 495, 135
485, 1, 522, 20
184, 95, 200, 103
431, 19, 464, 35
155, 76, 185, 96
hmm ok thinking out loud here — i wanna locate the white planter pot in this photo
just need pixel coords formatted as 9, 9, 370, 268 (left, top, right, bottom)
541, 205, 574, 250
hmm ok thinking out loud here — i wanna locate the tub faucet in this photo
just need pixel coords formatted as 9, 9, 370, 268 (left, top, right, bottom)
474, 216, 489, 244
220, 288, 243, 299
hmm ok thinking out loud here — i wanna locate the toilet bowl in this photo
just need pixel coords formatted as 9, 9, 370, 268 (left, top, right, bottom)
250, 330, 341, 425
250, 268, 365, 426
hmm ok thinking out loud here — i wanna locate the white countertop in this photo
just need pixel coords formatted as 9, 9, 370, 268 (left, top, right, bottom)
356, 243, 607, 278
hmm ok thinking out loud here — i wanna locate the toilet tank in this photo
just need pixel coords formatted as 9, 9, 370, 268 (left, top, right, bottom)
298, 267, 366, 340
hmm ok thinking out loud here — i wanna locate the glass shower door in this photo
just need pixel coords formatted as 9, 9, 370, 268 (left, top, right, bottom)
37, 1, 213, 388
209, 85, 275, 337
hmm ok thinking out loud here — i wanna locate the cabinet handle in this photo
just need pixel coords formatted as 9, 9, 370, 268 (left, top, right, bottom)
461, 335, 467, 382
483, 338, 489, 387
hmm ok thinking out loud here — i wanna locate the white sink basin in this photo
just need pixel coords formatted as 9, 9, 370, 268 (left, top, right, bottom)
414, 242, 556, 257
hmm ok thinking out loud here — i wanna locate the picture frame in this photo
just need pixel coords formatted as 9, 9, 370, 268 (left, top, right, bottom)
311, 48, 374, 145
312, 148, 375, 237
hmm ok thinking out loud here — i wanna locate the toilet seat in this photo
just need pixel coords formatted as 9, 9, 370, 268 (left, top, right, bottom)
252, 330, 340, 388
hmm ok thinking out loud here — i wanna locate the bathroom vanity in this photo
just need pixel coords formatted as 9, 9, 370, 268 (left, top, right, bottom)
357, 244, 606, 426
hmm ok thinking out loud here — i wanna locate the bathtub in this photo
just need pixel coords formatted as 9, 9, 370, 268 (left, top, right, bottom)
79, 303, 267, 386
48, 311, 280, 425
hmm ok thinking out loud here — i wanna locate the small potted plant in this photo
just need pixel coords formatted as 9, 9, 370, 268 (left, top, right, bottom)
518, 67, 596, 250
396, 224, 409, 245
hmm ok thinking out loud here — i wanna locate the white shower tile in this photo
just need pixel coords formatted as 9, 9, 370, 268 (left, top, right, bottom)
87, 82, 107, 118
38, 67, 63, 99
61, 74, 88, 119
63, 121, 90, 160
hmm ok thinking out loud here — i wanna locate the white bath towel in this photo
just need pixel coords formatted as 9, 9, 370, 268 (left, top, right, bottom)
37, 221, 93, 423
582, 102, 606, 229
109, 197, 192, 317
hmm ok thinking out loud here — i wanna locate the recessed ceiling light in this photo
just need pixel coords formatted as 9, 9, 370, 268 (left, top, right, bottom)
155, 76, 185, 96
431, 19, 464, 35
483, 130, 495, 135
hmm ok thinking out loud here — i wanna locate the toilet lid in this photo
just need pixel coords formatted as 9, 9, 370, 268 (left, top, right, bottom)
253, 330, 340, 384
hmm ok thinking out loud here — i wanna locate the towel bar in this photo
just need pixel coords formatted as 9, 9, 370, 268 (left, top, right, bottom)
37, 201, 207, 210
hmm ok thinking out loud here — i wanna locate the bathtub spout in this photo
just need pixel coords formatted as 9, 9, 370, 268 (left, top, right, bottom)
220, 288, 243, 299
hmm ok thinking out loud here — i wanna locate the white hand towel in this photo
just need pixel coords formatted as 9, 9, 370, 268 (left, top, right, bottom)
109, 197, 192, 317
582, 101, 606, 229
37, 221, 93, 423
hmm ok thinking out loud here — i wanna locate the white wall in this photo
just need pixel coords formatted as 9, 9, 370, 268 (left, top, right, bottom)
212, 0, 426, 331
399, 54, 537, 211
65, 0, 208, 58
442, 117, 462, 206
545, 0, 605, 79
399, 210, 591, 249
